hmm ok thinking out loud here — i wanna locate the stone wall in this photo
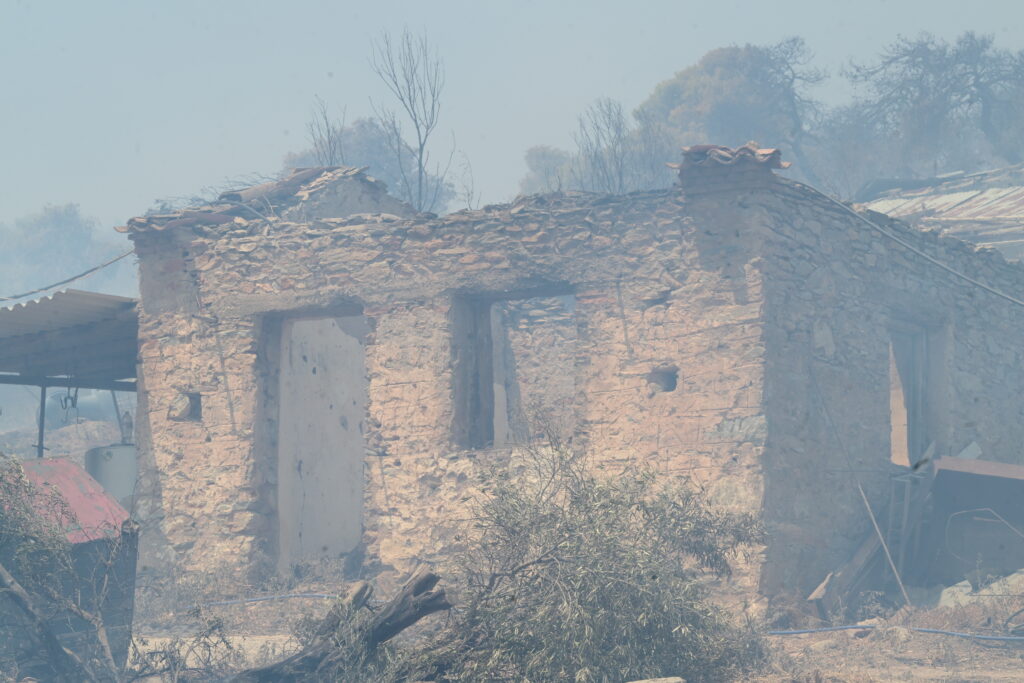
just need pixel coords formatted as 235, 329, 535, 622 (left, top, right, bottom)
753, 181, 1024, 597
131, 184, 768, 594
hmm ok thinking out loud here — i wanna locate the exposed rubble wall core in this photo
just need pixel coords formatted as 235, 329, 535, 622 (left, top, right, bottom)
123, 155, 1024, 601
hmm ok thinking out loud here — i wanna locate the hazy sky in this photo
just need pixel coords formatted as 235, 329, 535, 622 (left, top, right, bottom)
3, 0, 1023, 232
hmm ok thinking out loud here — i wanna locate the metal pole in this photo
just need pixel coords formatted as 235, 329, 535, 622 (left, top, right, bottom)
110, 390, 124, 443
36, 385, 46, 458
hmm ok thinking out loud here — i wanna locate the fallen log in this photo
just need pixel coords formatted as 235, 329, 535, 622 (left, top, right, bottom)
234, 566, 450, 682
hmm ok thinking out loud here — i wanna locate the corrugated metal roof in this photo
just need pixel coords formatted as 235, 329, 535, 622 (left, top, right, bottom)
861, 165, 1024, 260
0, 289, 136, 338
21, 458, 130, 544
0, 289, 138, 385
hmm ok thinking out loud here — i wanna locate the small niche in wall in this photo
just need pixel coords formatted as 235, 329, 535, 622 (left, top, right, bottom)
646, 366, 679, 395
186, 393, 202, 420
167, 391, 203, 422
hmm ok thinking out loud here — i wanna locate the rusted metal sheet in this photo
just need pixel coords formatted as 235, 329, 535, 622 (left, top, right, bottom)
21, 458, 131, 544
933, 456, 1024, 481
920, 457, 1024, 586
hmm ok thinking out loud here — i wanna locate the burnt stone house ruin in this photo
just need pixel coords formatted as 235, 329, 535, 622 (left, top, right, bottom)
118, 146, 1024, 606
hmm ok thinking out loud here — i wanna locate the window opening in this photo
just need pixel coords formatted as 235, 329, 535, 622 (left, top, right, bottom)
454, 292, 577, 448
889, 325, 933, 467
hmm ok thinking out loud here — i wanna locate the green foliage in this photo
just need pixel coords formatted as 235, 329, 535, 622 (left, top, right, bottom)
421, 444, 765, 682
275, 444, 765, 682
525, 32, 1024, 200
519, 145, 573, 195
520, 38, 823, 195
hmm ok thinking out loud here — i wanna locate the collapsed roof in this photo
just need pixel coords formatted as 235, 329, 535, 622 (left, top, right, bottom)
118, 166, 414, 236
859, 164, 1024, 260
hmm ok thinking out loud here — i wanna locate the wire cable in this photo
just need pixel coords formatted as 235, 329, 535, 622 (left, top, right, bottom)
0, 249, 134, 302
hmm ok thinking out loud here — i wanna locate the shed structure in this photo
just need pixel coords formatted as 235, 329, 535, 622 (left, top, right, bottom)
0, 289, 138, 458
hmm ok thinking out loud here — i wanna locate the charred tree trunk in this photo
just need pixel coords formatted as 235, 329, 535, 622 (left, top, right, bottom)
234, 566, 450, 682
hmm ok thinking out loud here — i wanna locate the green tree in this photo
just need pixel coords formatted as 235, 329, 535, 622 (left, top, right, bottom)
519, 145, 573, 194
638, 37, 825, 184
246, 443, 765, 682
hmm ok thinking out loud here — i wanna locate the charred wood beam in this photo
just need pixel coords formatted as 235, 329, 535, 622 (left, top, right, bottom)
0, 312, 135, 345
0, 340, 137, 370
0, 358, 138, 383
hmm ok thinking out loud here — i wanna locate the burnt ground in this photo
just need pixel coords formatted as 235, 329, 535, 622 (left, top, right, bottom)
760, 598, 1024, 682
132, 570, 1024, 681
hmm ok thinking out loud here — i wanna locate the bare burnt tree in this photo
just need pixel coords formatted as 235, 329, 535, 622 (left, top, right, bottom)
570, 98, 675, 194
630, 108, 677, 190
572, 98, 631, 194
307, 95, 346, 167
370, 29, 453, 212
454, 150, 481, 211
